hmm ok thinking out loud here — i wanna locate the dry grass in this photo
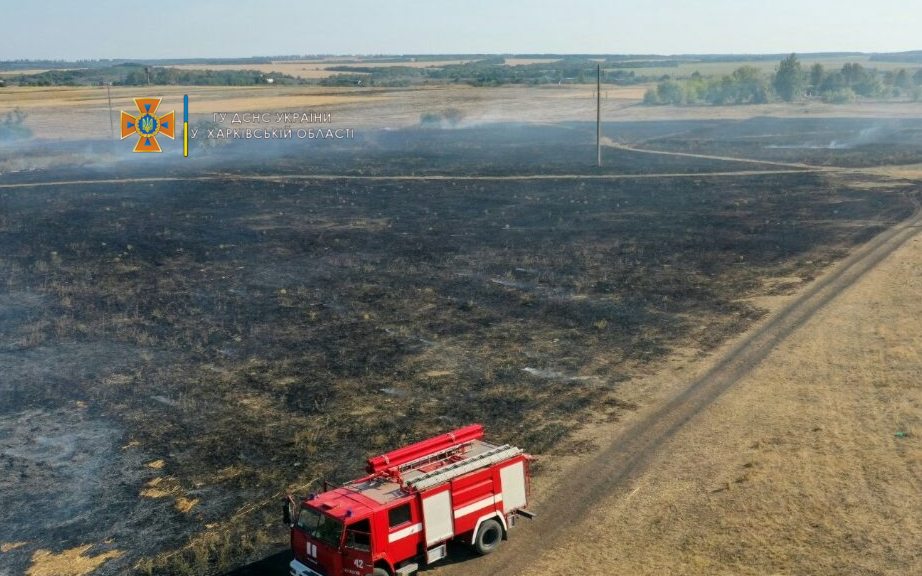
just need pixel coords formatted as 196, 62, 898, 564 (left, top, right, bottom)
337, 59, 474, 68
27, 545, 123, 576
504, 58, 561, 65
140, 476, 181, 499
0, 85, 394, 138
2, 541, 28, 553
0, 69, 70, 76
188, 91, 389, 112
424, 370, 454, 378
169, 59, 476, 79
175, 497, 200, 514
141, 475, 202, 515
526, 223, 922, 575
6, 83, 921, 141
136, 522, 277, 576
168, 63, 351, 79
864, 163, 922, 181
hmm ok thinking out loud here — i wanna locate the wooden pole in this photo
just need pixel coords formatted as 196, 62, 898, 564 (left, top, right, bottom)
106, 83, 114, 140
596, 64, 602, 167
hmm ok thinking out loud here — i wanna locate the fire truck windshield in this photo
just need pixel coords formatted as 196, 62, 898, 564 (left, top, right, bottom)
297, 506, 344, 547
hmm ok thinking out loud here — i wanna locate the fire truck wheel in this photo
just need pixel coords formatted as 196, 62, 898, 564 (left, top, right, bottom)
473, 518, 503, 555
371, 568, 389, 576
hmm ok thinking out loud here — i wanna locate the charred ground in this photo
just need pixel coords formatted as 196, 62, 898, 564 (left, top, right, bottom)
0, 119, 917, 575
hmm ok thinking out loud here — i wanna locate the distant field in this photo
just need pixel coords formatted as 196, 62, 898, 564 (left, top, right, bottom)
318, 58, 476, 68
0, 68, 75, 77
5, 83, 922, 144
504, 58, 561, 65
0, 85, 401, 139
169, 63, 358, 79
0, 84, 646, 140
169, 59, 479, 79
3, 54, 921, 84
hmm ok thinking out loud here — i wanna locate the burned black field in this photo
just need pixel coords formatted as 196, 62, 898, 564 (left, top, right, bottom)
628, 117, 922, 167
0, 120, 918, 575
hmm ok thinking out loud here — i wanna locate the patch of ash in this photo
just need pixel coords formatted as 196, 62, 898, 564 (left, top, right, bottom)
0, 408, 176, 576
0, 339, 150, 414
490, 277, 533, 290
522, 367, 596, 383
150, 395, 180, 407
0, 291, 47, 327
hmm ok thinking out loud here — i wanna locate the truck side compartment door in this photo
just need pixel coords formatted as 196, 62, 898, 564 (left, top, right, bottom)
499, 460, 528, 512
421, 487, 454, 546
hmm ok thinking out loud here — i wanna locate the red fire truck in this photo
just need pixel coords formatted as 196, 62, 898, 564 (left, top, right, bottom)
283, 424, 535, 576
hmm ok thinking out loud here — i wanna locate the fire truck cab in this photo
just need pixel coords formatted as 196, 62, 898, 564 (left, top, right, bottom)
284, 424, 534, 576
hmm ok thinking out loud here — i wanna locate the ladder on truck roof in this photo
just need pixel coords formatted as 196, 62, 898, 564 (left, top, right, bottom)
366, 424, 484, 475
405, 444, 522, 491
390, 440, 474, 476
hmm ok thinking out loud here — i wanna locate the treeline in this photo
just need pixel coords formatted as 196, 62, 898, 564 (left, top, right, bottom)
15, 64, 305, 87
320, 57, 646, 87
644, 54, 922, 106
11, 55, 922, 97
15, 69, 89, 86
644, 67, 772, 105
122, 67, 303, 86
9, 58, 651, 88
809, 63, 922, 101
0, 57, 274, 72
431, 58, 645, 86
870, 51, 922, 64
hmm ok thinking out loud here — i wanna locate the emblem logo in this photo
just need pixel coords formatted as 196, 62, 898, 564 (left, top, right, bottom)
120, 98, 175, 152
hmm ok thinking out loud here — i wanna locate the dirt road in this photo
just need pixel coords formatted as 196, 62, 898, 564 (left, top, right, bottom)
427, 194, 922, 575
601, 137, 822, 170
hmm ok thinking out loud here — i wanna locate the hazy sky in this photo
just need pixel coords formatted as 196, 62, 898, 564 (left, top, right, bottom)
7, 0, 920, 60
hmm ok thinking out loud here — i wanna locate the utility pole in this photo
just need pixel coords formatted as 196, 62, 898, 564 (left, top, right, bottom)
105, 82, 114, 140
596, 64, 602, 168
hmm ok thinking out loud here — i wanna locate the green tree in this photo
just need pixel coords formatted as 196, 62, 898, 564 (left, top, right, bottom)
894, 68, 912, 90
822, 88, 856, 104
809, 63, 825, 95
841, 63, 866, 87
820, 71, 846, 93
655, 79, 685, 105
774, 53, 805, 102
705, 75, 735, 105
730, 66, 770, 103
